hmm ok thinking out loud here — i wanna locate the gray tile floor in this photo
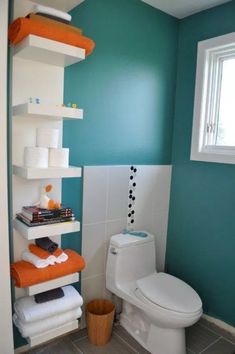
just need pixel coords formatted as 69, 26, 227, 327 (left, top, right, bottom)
24, 319, 235, 354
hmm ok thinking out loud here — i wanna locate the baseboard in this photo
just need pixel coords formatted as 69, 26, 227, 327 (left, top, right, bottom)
14, 344, 30, 353
202, 314, 235, 335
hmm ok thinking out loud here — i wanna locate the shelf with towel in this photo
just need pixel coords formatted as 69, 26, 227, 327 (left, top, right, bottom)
14, 219, 80, 240
13, 35, 85, 67
28, 320, 79, 347
13, 165, 82, 179
16, 273, 79, 296
13, 103, 83, 120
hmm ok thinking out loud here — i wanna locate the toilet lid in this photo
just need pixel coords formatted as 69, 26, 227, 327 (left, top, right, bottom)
136, 273, 202, 314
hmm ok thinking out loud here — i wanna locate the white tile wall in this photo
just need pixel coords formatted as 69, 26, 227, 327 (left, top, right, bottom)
82, 166, 130, 314
81, 164, 172, 326
82, 223, 106, 279
133, 166, 172, 271
83, 166, 108, 224
107, 166, 130, 220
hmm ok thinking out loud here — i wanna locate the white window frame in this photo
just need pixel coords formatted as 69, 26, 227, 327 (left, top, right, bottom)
191, 32, 235, 164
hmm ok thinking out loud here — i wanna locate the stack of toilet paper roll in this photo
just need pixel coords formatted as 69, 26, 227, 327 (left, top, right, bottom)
24, 129, 69, 168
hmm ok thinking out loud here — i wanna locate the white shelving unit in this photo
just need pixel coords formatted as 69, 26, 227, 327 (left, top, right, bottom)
21, 273, 80, 296
13, 165, 82, 179
11, 1, 85, 347
13, 102, 83, 120
13, 35, 85, 67
28, 320, 79, 347
14, 219, 80, 240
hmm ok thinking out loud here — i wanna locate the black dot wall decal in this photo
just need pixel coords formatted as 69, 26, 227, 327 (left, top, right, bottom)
127, 165, 137, 228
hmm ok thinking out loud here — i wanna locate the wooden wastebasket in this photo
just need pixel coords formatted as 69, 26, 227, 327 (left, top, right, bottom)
86, 299, 115, 346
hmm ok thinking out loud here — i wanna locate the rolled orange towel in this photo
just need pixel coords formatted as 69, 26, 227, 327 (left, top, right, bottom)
28, 244, 63, 259
11, 249, 85, 288
8, 17, 95, 56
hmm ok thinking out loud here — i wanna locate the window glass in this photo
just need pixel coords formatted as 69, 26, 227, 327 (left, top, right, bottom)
216, 57, 235, 146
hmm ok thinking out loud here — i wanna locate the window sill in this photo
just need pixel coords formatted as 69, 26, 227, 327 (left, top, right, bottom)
191, 146, 235, 164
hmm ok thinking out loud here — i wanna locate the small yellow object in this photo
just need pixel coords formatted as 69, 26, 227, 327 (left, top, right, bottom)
72, 103, 77, 108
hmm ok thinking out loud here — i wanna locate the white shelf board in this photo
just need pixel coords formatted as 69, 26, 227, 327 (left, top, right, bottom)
13, 103, 83, 120
13, 165, 82, 179
32, 0, 84, 12
27, 320, 79, 347
19, 273, 80, 296
14, 219, 80, 240
13, 35, 85, 67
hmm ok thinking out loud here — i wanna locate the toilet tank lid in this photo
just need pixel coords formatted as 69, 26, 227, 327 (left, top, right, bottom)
110, 232, 154, 248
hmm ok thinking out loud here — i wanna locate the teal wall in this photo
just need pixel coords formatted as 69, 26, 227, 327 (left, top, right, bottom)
62, 0, 178, 250
166, 1, 235, 326
63, 0, 178, 166
63, 0, 235, 329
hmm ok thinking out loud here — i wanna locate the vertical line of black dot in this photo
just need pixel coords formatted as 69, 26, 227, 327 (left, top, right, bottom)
127, 165, 137, 229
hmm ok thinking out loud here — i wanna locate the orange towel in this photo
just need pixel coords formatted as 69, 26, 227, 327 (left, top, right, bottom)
8, 17, 95, 56
11, 249, 86, 288
28, 244, 63, 258
27, 14, 83, 35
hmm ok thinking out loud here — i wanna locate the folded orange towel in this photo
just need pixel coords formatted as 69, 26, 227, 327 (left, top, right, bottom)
27, 14, 83, 35
8, 17, 95, 56
28, 244, 63, 258
11, 249, 85, 288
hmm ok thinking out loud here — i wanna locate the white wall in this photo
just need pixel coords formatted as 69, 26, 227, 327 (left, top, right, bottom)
132, 166, 172, 271
82, 166, 129, 304
0, 0, 14, 353
81, 165, 172, 326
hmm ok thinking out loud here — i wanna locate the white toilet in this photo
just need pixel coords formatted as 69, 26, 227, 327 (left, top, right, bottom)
106, 231, 202, 354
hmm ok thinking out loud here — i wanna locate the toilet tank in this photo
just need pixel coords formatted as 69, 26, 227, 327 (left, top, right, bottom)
106, 232, 156, 293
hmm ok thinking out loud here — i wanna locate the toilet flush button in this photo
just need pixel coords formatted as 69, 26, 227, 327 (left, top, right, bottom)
110, 247, 118, 255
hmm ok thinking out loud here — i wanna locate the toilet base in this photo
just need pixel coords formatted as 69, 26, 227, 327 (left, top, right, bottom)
120, 301, 186, 354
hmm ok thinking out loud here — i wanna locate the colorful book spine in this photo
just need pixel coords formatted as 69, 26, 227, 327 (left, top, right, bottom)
16, 213, 75, 227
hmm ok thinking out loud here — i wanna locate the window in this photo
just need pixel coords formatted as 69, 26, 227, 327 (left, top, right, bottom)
191, 32, 235, 164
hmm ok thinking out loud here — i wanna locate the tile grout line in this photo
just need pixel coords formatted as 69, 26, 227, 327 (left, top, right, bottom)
221, 337, 235, 346
186, 346, 196, 354
198, 322, 234, 342
72, 334, 89, 344
113, 332, 139, 354
83, 217, 127, 227
71, 339, 84, 354
198, 337, 222, 354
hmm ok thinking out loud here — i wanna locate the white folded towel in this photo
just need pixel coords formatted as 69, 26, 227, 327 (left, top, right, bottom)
55, 252, 68, 264
33, 4, 72, 22
22, 250, 67, 267
14, 286, 83, 323
13, 307, 82, 338
22, 250, 49, 269
46, 255, 57, 265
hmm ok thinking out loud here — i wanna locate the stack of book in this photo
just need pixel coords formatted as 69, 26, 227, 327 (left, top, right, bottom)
16, 206, 75, 227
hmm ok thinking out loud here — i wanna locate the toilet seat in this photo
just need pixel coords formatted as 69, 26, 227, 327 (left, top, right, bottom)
136, 272, 202, 314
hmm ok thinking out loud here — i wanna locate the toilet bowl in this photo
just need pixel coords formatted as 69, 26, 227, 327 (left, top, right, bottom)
106, 232, 202, 354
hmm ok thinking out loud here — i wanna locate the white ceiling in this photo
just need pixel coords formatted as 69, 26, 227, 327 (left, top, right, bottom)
141, 0, 231, 19
33, 0, 84, 12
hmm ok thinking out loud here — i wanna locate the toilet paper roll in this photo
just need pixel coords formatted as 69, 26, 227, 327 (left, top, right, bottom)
36, 128, 59, 148
24, 147, 48, 168
49, 148, 69, 168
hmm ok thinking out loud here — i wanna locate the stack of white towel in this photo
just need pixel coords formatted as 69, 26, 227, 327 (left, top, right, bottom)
13, 286, 83, 338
